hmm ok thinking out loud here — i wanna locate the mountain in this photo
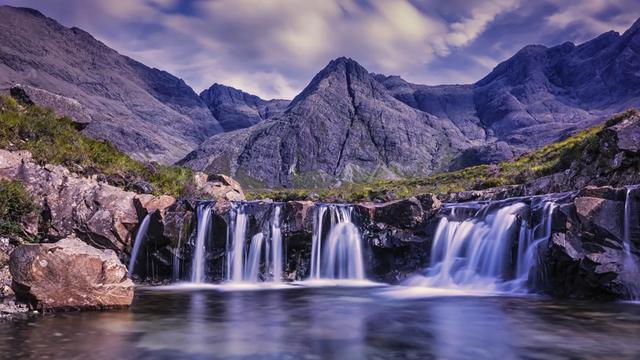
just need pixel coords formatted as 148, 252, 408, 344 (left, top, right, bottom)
0, 6, 223, 164
200, 84, 289, 131
378, 18, 640, 167
182, 18, 640, 187
179, 57, 480, 187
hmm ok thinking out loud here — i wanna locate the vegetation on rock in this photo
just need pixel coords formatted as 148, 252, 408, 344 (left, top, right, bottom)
249, 110, 638, 202
0, 180, 36, 239
0, 96, 195, 197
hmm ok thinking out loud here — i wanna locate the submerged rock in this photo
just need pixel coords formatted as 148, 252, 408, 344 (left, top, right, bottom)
9, 236, 134, 310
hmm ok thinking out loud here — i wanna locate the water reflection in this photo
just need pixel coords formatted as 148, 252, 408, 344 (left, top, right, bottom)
1, 288, 640, 359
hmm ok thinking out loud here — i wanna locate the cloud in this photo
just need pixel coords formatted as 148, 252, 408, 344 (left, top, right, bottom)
544, 0, 639, 41
1, 0, 638, 98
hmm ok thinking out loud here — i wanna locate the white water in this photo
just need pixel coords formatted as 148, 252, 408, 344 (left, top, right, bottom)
245, 233, 265, 282
227, 205, 248, 283
622, 186, 640, 299
271, 206, 284, 283
309, 205, 365, 280
191, 205, 213, 283
128, 214, 151, 276
172, 235, 182, 282
407, 197, 558, 293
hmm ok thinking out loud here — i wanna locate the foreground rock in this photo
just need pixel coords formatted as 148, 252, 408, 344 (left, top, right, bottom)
0, 149, 152, 253
9, 236, 134, 310
542, 186, 640, 299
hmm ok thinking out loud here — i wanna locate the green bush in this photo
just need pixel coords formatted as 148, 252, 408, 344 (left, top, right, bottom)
0, 180, 37, 238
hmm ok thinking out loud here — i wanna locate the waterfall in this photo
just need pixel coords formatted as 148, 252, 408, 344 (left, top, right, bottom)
245, 233, 265, 282
310, 206, 328, 279
191, 204, 213, 283
622, 186, 640, 299
172, 235, 182, 282
271, 205, 284, 283
227, 204, 248, 283
408, 196, 560, 293
128, 214, 151, 276
309, 205, 365, 280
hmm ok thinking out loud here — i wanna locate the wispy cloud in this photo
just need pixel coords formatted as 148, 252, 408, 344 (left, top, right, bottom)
1, 0, 638, 98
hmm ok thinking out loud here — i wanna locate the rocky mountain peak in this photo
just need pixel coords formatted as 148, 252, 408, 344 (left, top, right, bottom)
200, 82, 289, 131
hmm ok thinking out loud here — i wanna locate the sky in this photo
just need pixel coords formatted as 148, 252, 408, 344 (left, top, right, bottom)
2, 0, 639, 99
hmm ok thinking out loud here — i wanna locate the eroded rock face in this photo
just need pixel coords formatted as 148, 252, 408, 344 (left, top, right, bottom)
542, 187, 637, 299
9, 236, 134, 310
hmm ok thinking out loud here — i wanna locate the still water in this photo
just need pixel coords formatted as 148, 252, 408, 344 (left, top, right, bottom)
1, 286, 640, 359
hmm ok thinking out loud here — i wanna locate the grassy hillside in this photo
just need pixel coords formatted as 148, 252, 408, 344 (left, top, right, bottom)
249, 110, 637, 202
0, 96, 195, 197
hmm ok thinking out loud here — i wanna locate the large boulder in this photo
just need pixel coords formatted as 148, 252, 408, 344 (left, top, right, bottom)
9, 236, 134, 310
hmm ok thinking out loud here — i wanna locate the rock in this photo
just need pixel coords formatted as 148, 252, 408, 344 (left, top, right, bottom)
193, 172, 245, 201
281, 201, 314, 242
9, 236, 134, 310
0, 299, 29, 318
10, 84, 91, 129
354, 195, 442, 282
541, 186, 637, 299
0, 149, 170, 253
613, 115, 640, 152
134, 194, 176, 216
574, 196, 624, 241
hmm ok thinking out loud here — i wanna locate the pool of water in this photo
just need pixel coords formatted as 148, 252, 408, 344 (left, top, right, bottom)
2, 285, 640, 359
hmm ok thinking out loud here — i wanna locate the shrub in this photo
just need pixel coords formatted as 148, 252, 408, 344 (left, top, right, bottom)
0, 180, 37, 238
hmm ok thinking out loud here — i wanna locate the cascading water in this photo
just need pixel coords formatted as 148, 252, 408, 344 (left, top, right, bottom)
407, 196, 561, 293
227, 204, 248, 283
223, 203, 285, 283
245, 233, 265, 282
622, 186, 640, 299
191, 204, 213, 283
309, 205, 365, 280
128, 214, 151, 276
270, 205, 284, 283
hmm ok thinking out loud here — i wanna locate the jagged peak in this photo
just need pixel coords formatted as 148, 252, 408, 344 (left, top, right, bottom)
289, 57, 374, 107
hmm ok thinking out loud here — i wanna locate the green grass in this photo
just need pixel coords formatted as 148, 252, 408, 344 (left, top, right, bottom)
0, 180, 37, 240
249, 110, 637, 202
0, 96, 196, 197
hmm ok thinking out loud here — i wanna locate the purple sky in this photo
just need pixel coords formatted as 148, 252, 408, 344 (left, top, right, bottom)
2, 0, 639, 99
